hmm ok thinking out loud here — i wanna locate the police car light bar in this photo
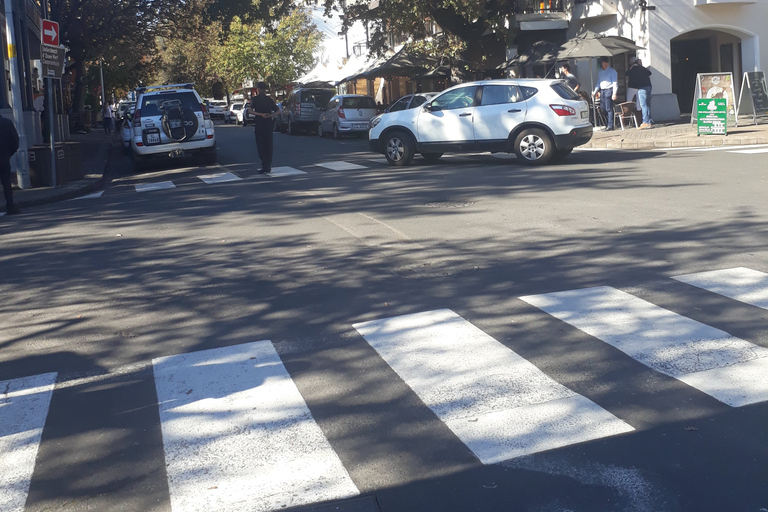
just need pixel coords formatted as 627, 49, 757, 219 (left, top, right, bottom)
135, 83, 195, 94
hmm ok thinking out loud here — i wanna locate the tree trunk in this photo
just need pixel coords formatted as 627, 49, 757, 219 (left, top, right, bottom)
71, 56, 88, 131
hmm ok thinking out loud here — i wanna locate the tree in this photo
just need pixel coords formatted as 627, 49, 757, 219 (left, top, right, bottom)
50, 0, 179, 128
209, 9, 323, 92
329, 0, 517, 72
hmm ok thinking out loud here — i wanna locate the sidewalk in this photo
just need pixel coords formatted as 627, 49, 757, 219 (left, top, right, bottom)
1, 129, 116, 213
583, 116, 768, 149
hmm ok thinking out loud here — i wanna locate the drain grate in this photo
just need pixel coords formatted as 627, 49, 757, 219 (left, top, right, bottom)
425, 200, 475, 208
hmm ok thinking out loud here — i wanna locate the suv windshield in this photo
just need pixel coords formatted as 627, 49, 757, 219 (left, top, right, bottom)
342, 96, 376, 109
301, 90, 334, 107
140, 92, 201, 117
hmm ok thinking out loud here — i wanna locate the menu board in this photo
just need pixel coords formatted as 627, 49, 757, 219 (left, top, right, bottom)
697, 98, 727, 135
747, 71, 768, 114
697, 73, 736, 116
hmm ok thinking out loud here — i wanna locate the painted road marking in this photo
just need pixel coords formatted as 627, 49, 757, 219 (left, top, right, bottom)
686, 144, 768, 152
521, 286, 768, 407
152, 341, 358, 512
353, 309, 633, 464
0, 373, 57, 512
135, 181, 176, 193
269, 166, 307, 177
673, 267, 768, 309
74, 191, 105, 199
729, 148, 768, 154
317, 161, 368, 171
198, 172, 242, 184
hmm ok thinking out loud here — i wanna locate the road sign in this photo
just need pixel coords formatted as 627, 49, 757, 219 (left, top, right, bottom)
697, 98, 727, 136
41, 44, 65, 79
42, 20, 59, 47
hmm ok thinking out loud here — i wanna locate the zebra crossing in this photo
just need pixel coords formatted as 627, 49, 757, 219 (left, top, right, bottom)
3, 266, 768, 511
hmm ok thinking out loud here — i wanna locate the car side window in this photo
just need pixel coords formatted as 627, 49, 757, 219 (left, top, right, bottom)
480, 85, 522, 106
389, 97, 409, 112
431, 87, 477, 110
520, 86, 538, 99
411, 96, 428, 108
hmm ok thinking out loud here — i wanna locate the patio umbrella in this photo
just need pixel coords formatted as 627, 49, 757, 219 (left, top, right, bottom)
497, 40, 561, 70
557, 30, 644, 126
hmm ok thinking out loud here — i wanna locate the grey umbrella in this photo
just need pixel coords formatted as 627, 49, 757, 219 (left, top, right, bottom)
497, 40, 562, 70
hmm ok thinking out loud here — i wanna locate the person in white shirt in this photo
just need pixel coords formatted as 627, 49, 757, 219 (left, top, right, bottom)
593, 57, 618, 130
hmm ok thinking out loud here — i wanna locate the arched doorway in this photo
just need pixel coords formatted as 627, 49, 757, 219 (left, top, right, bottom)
670, 26, 758, 113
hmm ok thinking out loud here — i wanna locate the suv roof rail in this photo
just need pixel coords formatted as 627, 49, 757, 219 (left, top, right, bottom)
135, 83, 195, 94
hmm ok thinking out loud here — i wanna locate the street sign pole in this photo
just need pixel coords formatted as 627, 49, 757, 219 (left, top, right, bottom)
4, 0, 31, 189
47, 76, 57, 187
40, 18, 62, 187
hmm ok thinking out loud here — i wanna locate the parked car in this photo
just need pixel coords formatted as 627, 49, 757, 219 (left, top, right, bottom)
205, 100, 227, 119
117, 101, 136, 121
130, 83, 216, 171
368, 79, 592, 166
225, 103, 242, 124
238, 100, 255, 126
280, 87, 335, 135
318, 94, 378, 139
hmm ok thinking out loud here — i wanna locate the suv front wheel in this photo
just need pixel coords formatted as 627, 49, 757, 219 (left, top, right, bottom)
384, 130, 415, 166
513, 128, 554, 166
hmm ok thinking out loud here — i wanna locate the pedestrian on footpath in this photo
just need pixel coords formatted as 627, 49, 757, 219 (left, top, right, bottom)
626, 56, 654, 129
559, 63, 580, 92
248, 82, 279, 174
102, 104, 114, 135
593, 57, 618, 131
0, 112, 20, 215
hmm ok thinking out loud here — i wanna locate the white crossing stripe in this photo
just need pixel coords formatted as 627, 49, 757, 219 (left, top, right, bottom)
197, 172, 242, 184
353, 310, 633, 464
135, 181, 176, 192
74, 191, 105, 199
269, 166, 307, 177
520, 287, 768, 407
686, 144, 768, 152
152, 341, 358, 512
0, 373, 57, 512
317, 161, 368, 171
672, 267, 768, 309
729, 148, 768, 154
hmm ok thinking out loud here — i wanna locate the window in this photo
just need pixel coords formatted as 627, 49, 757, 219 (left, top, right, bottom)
301, 89, 334, 107
550, 83, 580, 100
342, 96, 376, 109
140, 92, 201, 117
432, 87, 477, 110
520, 86, 538, 100
411, 96, 429, 108
480, 85, 522, 106
389, 97, 410, 112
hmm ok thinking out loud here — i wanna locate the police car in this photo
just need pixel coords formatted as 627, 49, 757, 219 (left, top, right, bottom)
130, 84, 217, 171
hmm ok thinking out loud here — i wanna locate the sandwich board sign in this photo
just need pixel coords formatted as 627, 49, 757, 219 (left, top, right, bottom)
691, 73, 737, 127
737, 71, 768, 125
697, 98, 727, 136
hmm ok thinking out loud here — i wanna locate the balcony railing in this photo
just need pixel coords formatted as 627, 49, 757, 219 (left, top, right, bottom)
513, 0, 565, 14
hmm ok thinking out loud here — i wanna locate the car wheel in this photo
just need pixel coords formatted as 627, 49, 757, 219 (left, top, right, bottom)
333, 124, 341, 140
421, 152, 443, 163
550, 148, 573, 163
384, 130, 415, 166
288, 119, 296, 135
318, 125, 324, 138
513, 128, 554, 166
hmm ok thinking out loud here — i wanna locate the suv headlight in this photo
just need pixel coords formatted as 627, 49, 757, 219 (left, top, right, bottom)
370, 115, 382, 129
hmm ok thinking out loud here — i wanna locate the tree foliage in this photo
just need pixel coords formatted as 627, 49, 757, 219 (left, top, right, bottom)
209, 9, 323, 91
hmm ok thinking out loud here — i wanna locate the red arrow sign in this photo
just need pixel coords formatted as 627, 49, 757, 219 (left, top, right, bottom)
42, 20, 59, 46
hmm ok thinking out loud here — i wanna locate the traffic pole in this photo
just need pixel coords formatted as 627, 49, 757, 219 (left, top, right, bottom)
4, 0, 31, 189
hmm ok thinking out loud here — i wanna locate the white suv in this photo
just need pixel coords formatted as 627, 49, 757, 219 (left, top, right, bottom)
130, 84, 217, 171
369, 79, 592, 166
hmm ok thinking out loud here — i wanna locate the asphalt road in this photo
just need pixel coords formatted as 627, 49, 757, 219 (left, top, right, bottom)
1, 122, 767, 512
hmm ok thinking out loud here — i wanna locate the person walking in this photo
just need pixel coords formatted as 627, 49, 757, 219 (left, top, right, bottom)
559, 63, 580, 92
102, 104, 114, 135
626, 56, 654, 129
593, 57, 618, 131
0, 113, 20, 215
247, 82, 279, 174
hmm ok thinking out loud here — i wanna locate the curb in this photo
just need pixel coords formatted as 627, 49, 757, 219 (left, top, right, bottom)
584, 137, 768, 149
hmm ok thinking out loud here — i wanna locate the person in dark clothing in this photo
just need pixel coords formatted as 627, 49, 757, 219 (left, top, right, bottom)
626, 56, 653, 129
0, 113, 20, 215
559, 63, 580, 92
248, 82, 279, 174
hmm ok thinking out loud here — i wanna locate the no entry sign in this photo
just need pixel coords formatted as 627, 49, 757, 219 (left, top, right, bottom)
42, 20, 59, 47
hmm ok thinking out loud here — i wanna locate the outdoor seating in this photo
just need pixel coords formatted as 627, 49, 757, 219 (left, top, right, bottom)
614, 102, 638, 130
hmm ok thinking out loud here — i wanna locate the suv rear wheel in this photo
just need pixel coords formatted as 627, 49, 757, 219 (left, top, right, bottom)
513, 128, 554, 166
288, 118, 296, 135
384, 130, 414, 166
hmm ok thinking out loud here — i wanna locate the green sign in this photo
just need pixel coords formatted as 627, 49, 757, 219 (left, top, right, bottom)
697, 98, 727, 135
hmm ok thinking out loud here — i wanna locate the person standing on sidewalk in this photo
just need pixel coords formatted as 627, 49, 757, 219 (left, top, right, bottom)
626, 57, 654, 129
593, 57, 618, 131
247, 82, 279, 174
560, 63, 580, 92
102, 104, 114, 135
0, 113, 20, 215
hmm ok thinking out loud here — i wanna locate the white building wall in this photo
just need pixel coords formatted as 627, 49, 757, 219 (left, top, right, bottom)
568, 1, 767, 95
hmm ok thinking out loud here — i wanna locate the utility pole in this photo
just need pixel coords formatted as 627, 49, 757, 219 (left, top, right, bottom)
4, 0, 31, 189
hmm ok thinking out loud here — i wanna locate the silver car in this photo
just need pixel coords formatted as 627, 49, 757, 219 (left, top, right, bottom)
318, 95, 378, 139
